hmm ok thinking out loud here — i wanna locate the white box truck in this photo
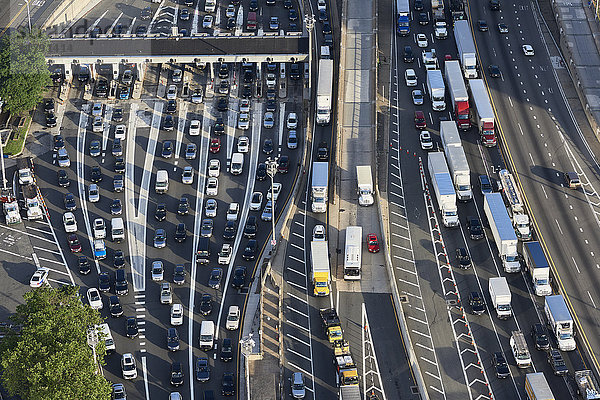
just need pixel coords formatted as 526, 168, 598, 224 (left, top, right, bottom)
311, 241, 331, 296
575, 370, 600, 400
489, 277, 512, 319
445, 146, 472, 201
344, 226, 362, 280
525, 373, 555, 400
484, 193, 520, 272
499, 169, 531, 240
510, 330, 531, 368
316, 59, 333, 125
523, 241, 551, 296
356, 166, 374, 206
426, 70, 446, 111
545, 295, 576, 351
22, 184, 43, 220
454, 20, 478, 78
428, 152, 458, 227
311, 162, 329, 213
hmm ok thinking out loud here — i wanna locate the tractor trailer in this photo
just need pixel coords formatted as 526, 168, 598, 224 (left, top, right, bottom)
454, 20, 477, 78
428, 152, 459, 227
316, 59, 333, 125
523, 241, 551, 296
444, 60, 470, 129
484, 193, 520, 272
469, 79, 497, 146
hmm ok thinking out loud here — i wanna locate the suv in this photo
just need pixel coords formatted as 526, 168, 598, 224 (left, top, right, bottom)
531, 323, 550, 350
467, 216, 484, 240
468, 292, 485, 315
548, 349, 568, 376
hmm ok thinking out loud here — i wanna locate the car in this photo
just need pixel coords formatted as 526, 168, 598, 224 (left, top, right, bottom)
96, 79, 108, 96
191, 89, 203, 104
114, 157, 125, 174
178, 196, 190, 215
208, 268, 223, 289
522, 44, 535, 56
162, 141, 173, 158
68, 234, 82, 253
93, 239, 106, 259
154, 228, 166, 248
456, 247, 471, 268
210, 138, 221, 154
492, 352, 510, 378
548, 348, 568, 376
416, 33, 428, 48
206, 177, 219, 196
53, 134, 65, 151
531, 323, 550, 350
478, 175, 493, 194
112, 383, 126, 400
256, 163, 267, 181
316, 142, 329, 161
169, 361, 185, 386
152, 261, 164, 281
490, 0, 500, 10
161, 282, 173, 305
367, 233, 380, 253
405, 69, 417, 86
318, 8, 328, 21
218, 80, 230, 95
87, 288, 103, 309
115, 124, 126, 140
239, 99, 251, 113
263, 139, 274, 154
114, 250, 125, 269
126, 317, 138, 338
478, 19, 488, 31
200, 294, 213, 315
418, 12, 428, 25
223, 220, 237, 240
266, 98, 277, 112
113, 174, 124, 192
269, 16, 279, 30
412, 89, 424, 105
92, 116, 103, 133
93, 218, 106, 239
166, 85, 177, 100
174, 223, 187, 243
222, 372, 235, 396
322, 21, 332, 34
45, 111, 57, 127
90, 166, 102, 183
232, 266, 247, 289
172, 68, 183, 83
155, 203, 167, 221
488, 65, 501, 78
565, 171, 581, 188
469, 291, 486, 315
224, 305, 241, 330
98, 272, 111, 292
122, 70, 133, 85
420, 130, 433, 150
109, 295, 123, 317
44, 98, 55, 113
467, 216, 484, 240
263, 112, 274, 128
114, 269, 128, 295
219, 63, 229, 79
201, 219, 214, 237
238, 113, 250, 130
310, 224, 326, 241
181, 166, 194, 185
243, 239, 258, 260
173, 265, 185, 285
163, 115, 174, 131
29, 267, 49, 288
217, 97, 229, 112
226, 17, 236, 30
267, 182, 282, 201
119, 86, 130, 100
196, 357, 210, 382
235, 136, 250, 154
121, 353, 137, 379
166, 100, 177, 114
89, 140, 101, 157
64, 192, 76, 211
111, 138, 123, 157
244, 216, 258, 238
291, 372, 306, 399
57, 148, 71, 167
403, 45, 414, 62
220, 338, 233, 361
185, 143, 197, 159
63, 212, 77, 233
111, 198, 122, 215
497, 23, 508, 33
266, 72, 277, 88
202, 14, 213, 28
214, 117, 225, 135
286, 130, 299, 149
167, 327, 179, 351
414, 0, 423, 10
226, 203, 239, 221
205, 199, 217, 217
286, 112, 298, 129
226, 3, 236, 17
261, 200, 274, 221
250, 192, 263, 211
78, 256, 91, 275
278, 155, 289, 174
113, 108, 124, 122
289, 8, 298, 21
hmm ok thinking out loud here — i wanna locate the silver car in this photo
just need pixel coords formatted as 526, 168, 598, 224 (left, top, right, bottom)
263, 112, 274, 129
412, 89, 424, 105
291, 372, 306, 399
287, 130, 298, 149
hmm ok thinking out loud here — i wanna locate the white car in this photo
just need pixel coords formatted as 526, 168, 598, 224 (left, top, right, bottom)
522, 44, 534, 56
206, 177, 219, 196
226, 203, 239, 221
405, 69, 417, 86
412, 89, 424, 105
286, 112, 298, 129
121, 353, 137, 380
171, 304, 184, 326
181, 166, 194, 185
237, 136, 249, 153
172, 69, 183, 83
92, 116, 103, 133
29, 267, 49, 288
205, 199, 217, 217
239, 99, 250, 113
166, 85, 177, 100
63, 212, 77, 233
420, 130, 434, 150
218, 243, 232, 265
266, 73, 276, 88
88, 183, 100, 203
203, 15, 213, 28
267, 182, 282, 201
417, 33, 428, 48
87, 288, 103, 310
208, 159, 220, 177
226, 3, 236, 17
93, 218, 106, 239
151, 260, 164, 281
225, 305, 240, 330
115, 124, 126, 140
189, 119, 201, 136
312, 224, 326, 241
238, 113, 249, 130
250, 191, 263, 210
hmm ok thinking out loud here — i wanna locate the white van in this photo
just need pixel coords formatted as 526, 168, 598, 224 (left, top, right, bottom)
205, 0, 216, 12
155, 170, 169, 193
320, 45, 331, 59
199, 320, 215, 351
231, 153, 244, 175
96, 323, 116, 352
111, 217, 125, 242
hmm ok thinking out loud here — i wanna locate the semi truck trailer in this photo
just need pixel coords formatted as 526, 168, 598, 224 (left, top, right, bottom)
484, 193, 520, 272
428, 152, 458, 227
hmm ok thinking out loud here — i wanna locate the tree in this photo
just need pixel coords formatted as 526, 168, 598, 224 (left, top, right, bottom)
0, 286, 112, 400
0, 28, 51, 116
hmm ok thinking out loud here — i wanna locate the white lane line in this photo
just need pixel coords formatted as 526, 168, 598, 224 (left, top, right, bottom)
287, 291, 307, 303
286, 320, 310, 332
408, 315, 428, 325
286, 305, 308, 318
292, 232, 304, 239
288, 255, 304, 263
38, 257, 68, 267
0, 248, 32, 260
555, 219, 564, 235
286, 267, 306, 278
395, 266, 417, 275
572, 257, 581, 273
290, 243, 304, 251
85, 10, 108, 33
174, 101, 188, 160
411, 329, 432, 339
32, 246, 61, 255
420, 356, 438, 366
27, 226, 52, 235
287, 361, 314, 378
588, 291, 597, 308
286, 347, 312, 361
2, 224, 58, 243
286, 333, 310, 347
286, 280, 307, 291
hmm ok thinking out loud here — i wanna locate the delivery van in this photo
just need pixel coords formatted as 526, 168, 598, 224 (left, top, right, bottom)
231, 153, 244, 175
155, 170, 169, 193
199, 321, 215, 351
111, 217, 125, 242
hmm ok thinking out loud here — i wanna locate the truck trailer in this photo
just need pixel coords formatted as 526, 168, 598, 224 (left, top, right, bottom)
339, 385, 362, 400
344, 226, 362, 280
444, 60, 470, 129
445, 146, 472, 201
428, 152, 458, 227
523, 241, 551, 296
426, 69, 446, 111
489, 277, 512, 319
498, 169, 531, 240
311, 162, 329, 213
356, 166, 374, 206
525, 373, 555, 400
545, 295, 576, 351
469, 79, 497, 146
575, 370, 600, 400
454, 20, 478, 78
311, 241, 330, 296
316, 59, 333, 125
484, 193, 520, 272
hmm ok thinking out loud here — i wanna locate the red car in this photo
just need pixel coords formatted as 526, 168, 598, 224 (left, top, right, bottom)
210, 138, 221, 153
67, 234, 82, 253
367, 233, 380, 253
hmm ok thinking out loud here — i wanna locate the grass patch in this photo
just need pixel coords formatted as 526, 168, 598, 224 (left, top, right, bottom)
3, 116, 31, 156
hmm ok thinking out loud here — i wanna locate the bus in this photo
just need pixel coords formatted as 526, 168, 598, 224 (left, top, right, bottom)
344, 226, 362, 280
396, 0, 410, 35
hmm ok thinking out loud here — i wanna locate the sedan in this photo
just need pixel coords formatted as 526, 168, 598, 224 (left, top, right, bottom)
477, 19, 488, 31
155, 203, 167, 221
182, 166, 194, 185
162, 141, 173, 158
418, 12, 428, 25
455, 247, 471, 269
203, 15, 213, 28
63, 212, 77, 233
173, 265, 186, 285
29, 267, 49, 288
121, 353, 137, 379
154, 229, 166, 248
180, 8, 189, 20
189, 119, 201, 136
200, 294, 213, 315
256, 163, 267, 181
208, 268, 223, 289
166, 85, 177, 100
497, 23, 508, 33
367, 233, 380, 253
152, 261, 164, 281
163, 115, 174, 131
416, 33, 428, 48
87, 288, 103, 309
231, 266, 247, 289
90, 166, 102, 183
206, 177, 219, 196
98, 272, 111, 292
250, 192, 263, 210
210, 138, 221, 153
64, 193, 77, 211
223, 220, 237, 240
488, 65, 501, 78
67, 234, 82, 253
115, 124, 126, 140
412, 89, 424, 105
200, 219, 214, 238
93, 218, 106, 239
174, 223, 187, 243
467, 216, 484, 240
220, 338, 233, 361
178, 196, 190, 215
493, 352, 510, 378
226, 17, 236, 30
196, 358, 210, 382
263, 139, 274, 154
238, 113, 249, 130
205, 199, 218, 217
286, 112, 298, 129
89, 140, 101, 157
114, 250, 125, 269
170, 362, 184, 386
469, 291, 486, 315
289, 8, 298, 21
112, 138, 123, 157
226, 4, 236, 17
237, 136, 250, 153
287, 130, 298, 149
208, 159, 221, 177
185, 143, 197, 159
126, 317, 139, 338
269, 16, 279, 30
222, 372, 235, 396
522, 44, 535, 56
167, 328, 180, 351
218, 244, 233, 265
109, 296, 123, 317
263, 112, 274, 128
420, 130, 434, 150
111, 199, 122, 215
78, 256, 91, 275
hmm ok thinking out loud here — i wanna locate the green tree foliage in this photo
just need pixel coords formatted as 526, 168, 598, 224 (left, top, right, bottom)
0, 28, 51, 116
0, 286, 112, 400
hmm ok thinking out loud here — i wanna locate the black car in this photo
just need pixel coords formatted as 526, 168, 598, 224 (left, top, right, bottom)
232, 266, 247, 289
114, 250, 125, 269
244, 216, 258, 238
418, 12, 428, 25
162, 141, 173, 158
113, 108, 124, 122
223, 220, 237, 240
44, 98, 55, 112
240, 84, 251, 99
53, 134, 65, 151
219, 63, 229, 79
256, 163, 267, 181
283, 0, 292, 7
548, 349, 568, 376
414, 0, 423, 10
249, 0, 258, 10
222, 372, 235, 396
287, 9, 298, 21
324, 33, 333, 47
478, 19, 488, 31
226, 17, 236, 30
220, 338, 233, 362
96, 80, 108, 97
403, 46, 414, 63
266, 98, 276, 112
278, 155, 289, 173
98, 272, 111, 292
289, 63, 301, 80
173, 265, 185, 285
242, 240, 258, 261
196, 357, 210, 382
163, 115, 174, 131
319, 9, 328, 21
243, 69, 254, 83
322, 22, 332, 34
266, 88, 276, 100
214, 117, 225, 135
208, 268, 223, 289
531, 323, 550, 350
492, 352, 510, 378
217, 97, 228, 112
57, 170, 70, 187
263, 139, 274, 154
64, 193, 76, 211
467, 216, 484, 240
317, 142, 329, 160
90, 166, 102, 183
114, 157, 125, 174
200, 294, 213, 315
109, 295, 123, 317
78, 256, 91, 275
170, 361, 184, 386
178, 196, 190, 215
174, 223, 187, 243
167, 327, 180, 351
45, 111, 57, 127
126, 317, 138, 338
468, 291, 485, 315
488, 65, 501, 78
114, 269, 128, 295
489, 0, 500, 10
166, 100, 177, 114
155, 203, 167, 221
111, 199, 123, 215
455, 247, 471, 269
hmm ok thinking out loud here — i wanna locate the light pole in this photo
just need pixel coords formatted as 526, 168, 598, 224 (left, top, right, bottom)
240, 334, 255, 400
265, 157, 278, 247
304, 14, 315, 97
86, 328, 102, 376
24, 0, 32, 33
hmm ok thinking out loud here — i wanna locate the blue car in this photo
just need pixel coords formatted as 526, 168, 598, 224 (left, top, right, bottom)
94, 239, 107, 260
478, 175, 493, 195
119, 86, 130, 100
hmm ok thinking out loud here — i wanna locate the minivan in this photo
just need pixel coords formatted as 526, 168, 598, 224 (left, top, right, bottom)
111, 217, 125, 242
199, 320, 215, 351
231, 153, 244, 175
246, 12, 257, 30
155, 170, 169, 193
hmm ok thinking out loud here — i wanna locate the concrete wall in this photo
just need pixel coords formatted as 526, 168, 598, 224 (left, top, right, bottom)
42, 0, 102, 34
